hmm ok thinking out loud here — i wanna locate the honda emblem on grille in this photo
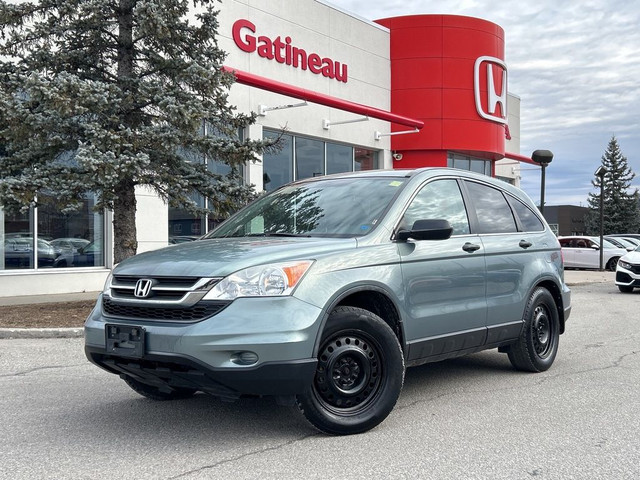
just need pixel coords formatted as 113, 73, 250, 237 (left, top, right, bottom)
134, 279, 154, 298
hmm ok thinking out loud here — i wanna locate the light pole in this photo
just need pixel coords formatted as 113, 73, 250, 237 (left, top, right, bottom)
532, 150, 554, 215
595, 165, 608, 271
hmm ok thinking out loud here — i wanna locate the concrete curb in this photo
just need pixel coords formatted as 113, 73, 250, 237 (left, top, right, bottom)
0, 328, 83, 339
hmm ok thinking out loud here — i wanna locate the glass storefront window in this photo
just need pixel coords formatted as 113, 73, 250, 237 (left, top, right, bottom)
168, 127, 246, 240
168, 192, 206, 243
263, 131, 293, 192
354, 148, 378, 171
1, 194, 104, 271
448, 153, 492, 176
263, 130, 380, 187
1, 210, 34, 270
326, 142, 353, 174
295, 137, 325, 180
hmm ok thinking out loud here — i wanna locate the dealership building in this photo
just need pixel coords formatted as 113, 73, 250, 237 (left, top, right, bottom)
0, 0, 533, 298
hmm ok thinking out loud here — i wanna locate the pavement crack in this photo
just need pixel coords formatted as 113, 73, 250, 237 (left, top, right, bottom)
167, 433, 320, 479
0, 363, 86, 378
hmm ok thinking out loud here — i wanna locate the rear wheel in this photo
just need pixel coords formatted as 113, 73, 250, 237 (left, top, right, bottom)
123, 376, 197, 401
296, 306, 404, 435
507, 287, 560, 372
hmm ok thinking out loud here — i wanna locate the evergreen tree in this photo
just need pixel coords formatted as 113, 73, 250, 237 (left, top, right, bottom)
585, 136, 640, 235
0, 0, 270, 262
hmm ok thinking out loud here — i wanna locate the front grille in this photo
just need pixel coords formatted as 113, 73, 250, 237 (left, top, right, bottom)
110, 275, 216, 302
103, 297, 229, 322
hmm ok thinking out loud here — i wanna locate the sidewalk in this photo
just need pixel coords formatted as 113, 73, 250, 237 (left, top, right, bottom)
0, 270, 615, 339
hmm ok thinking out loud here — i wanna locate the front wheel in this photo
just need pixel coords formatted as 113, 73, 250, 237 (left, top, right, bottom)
507, 287, 560, 372
296, 306, 405, 435
618, 285, 634, 293
606, 257, 620, 272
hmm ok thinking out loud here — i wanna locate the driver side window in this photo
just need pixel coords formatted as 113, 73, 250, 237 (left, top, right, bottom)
402, 179, 470, 236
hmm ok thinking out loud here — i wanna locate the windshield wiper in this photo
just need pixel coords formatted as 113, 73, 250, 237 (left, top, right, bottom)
264, 232, 312, 238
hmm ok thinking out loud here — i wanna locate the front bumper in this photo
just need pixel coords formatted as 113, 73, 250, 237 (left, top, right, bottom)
616, 265, 640, 288
85, 346, 316, 399
84, 293, 324, 398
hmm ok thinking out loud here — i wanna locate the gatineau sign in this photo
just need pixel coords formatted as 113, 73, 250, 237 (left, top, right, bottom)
232, 19, 349, 83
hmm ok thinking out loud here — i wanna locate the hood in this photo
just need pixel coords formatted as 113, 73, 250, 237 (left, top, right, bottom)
114, 236, 358, 277
621, 249, 640, 265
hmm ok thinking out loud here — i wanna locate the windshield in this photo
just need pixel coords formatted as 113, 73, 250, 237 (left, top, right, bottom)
207, 177, 405, 238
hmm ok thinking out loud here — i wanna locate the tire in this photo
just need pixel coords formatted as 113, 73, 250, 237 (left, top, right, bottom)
618, 285, 634, 293
296, 306, 405, 435
507, 287, 560, 373
606, 257, 620, 272
123, 376, 197, 401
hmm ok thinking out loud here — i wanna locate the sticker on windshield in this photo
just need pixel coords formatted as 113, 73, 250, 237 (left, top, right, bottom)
389, 181, 403, 187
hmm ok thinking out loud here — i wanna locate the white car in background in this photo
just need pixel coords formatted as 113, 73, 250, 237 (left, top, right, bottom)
616, 245, 640, 293
558, 236, 628, 271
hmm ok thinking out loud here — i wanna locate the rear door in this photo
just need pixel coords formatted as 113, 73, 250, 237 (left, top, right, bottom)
462, 180, 547, 343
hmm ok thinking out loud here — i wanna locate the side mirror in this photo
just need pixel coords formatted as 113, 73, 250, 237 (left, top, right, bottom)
397, 219, 453, 242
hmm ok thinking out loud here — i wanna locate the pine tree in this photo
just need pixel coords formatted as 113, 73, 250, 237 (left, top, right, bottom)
0, 0, 270, 262
585, 136, 640, 235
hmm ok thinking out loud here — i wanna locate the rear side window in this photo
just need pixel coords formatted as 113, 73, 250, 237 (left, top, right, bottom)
508, 197, 545, 232
464, 181, 517, 234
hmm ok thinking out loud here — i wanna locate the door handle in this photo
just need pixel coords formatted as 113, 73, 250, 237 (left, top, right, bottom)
519, 240, 532, 249
462, 242, 481, 253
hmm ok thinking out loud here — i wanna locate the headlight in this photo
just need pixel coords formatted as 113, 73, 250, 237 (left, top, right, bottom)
203, 260, 313, 300
618, 260, 632, 270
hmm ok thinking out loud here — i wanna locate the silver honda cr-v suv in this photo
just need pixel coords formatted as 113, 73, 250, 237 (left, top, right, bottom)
85, 168, 571, 435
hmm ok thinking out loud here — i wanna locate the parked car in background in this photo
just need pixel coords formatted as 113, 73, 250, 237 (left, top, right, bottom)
558, 236, 628, 271
50, 238, 92, 267
615, 245, 640, 293
85, 168, 571, 435
605, 236, 636, 251
3, 237, 59, 268
608, 236, 640, 248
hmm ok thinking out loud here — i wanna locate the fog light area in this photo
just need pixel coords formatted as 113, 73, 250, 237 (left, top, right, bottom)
231, 351, 259, 366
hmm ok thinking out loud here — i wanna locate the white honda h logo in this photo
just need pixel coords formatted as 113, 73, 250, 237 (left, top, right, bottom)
134, 279, 153, 298
474, 56, 508, 124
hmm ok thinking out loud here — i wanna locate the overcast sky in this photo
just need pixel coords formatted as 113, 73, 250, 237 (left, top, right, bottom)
334, 0, 640, 206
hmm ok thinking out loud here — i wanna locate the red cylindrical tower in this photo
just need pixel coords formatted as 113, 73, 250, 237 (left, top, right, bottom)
376, 15, 507, 168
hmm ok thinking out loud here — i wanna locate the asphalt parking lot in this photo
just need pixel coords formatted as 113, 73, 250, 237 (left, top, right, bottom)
1, 277, 638, 479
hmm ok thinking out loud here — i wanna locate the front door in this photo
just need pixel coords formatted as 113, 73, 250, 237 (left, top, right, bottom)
397, 178, 487, 362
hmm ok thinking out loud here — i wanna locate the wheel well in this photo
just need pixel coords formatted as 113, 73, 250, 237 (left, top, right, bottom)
536, 280, 566, 334
335, 290, 404, 351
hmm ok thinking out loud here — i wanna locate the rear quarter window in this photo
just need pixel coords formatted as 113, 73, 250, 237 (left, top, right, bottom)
508, 196, 545, 232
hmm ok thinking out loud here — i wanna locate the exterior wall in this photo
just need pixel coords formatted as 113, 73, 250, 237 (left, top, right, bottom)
217, 0, 394, 180
495, 94, 521, 186
135, 185, 169, 254
543, 206, 588, 236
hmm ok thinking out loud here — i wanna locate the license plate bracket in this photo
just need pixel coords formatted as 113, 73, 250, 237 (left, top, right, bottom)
106, 324, 145, 358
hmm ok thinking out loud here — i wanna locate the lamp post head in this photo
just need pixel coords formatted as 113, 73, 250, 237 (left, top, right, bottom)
532, 149, 553, 165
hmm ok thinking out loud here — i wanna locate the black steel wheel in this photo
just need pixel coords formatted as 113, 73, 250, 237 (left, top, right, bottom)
123, 376, 197, 401
297, 306, 404, 435
507, 287, 560, 372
